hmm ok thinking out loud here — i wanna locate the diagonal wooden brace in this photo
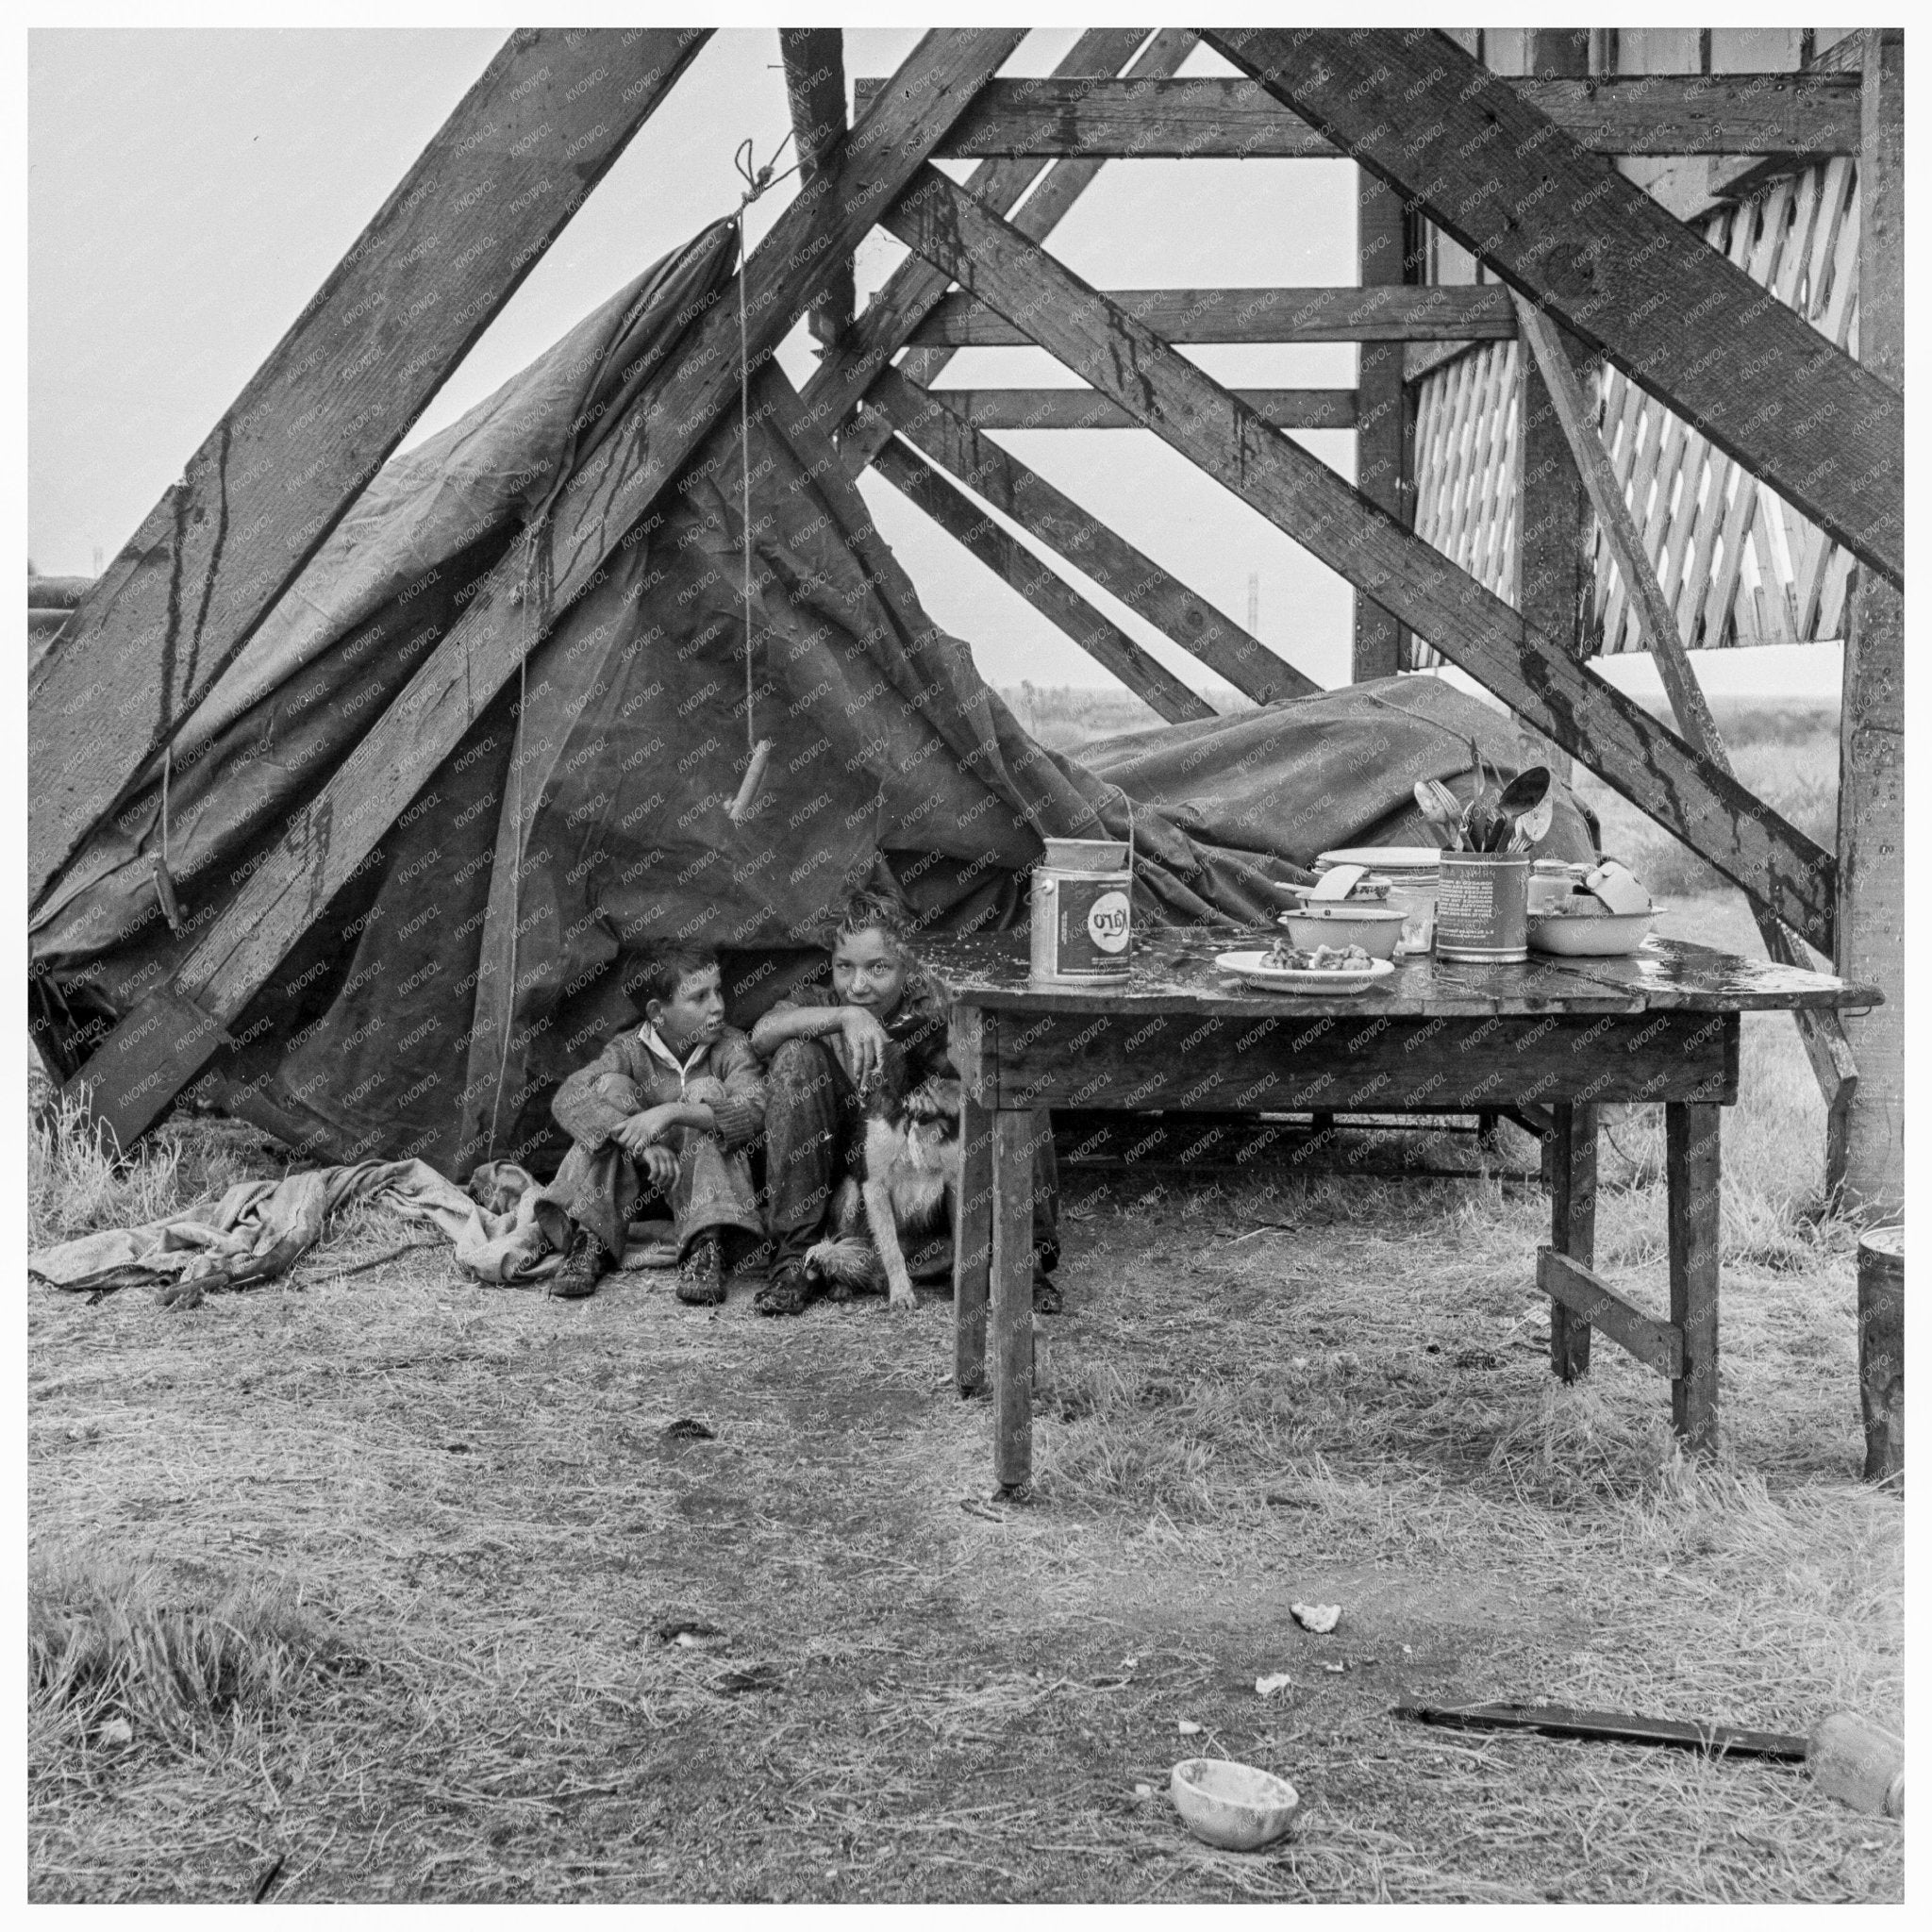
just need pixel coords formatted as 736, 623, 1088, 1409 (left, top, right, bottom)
29, 27, 713, 912
882, 163, 1838, 955
62, 29, 1028, 1153
1198, 28, 1903, 591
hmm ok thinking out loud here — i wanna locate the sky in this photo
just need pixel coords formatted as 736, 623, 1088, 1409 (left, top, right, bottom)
27, 25, 1840, 703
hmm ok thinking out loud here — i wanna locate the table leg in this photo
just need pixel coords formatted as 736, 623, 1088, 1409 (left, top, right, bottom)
1549, 1102, 1598, 1383
1666, 1101, 1722, 1457
991, 1108, 1036, 1492
954, 1082, 993, 1398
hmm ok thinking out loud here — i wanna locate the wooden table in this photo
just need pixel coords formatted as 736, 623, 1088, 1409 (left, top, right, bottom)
926, 929, 1880, 1492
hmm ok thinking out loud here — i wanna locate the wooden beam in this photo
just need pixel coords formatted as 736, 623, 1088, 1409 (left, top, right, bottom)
1511, 291, 1860, 1127
1538, 1249, 1683, 1379
910, 284, 1517, 347
1198, 28, 1904, 591
883, 165, 1839, 954
1354, 175, 1411, 677
1833, 31, 1905, 1216
1512, 303, 1593, 780
853, 72, 1864, 159
1547, 1104, 1598, 1381
906, 387, 1358, 431
64, 29, 1028, 1149
804, 26, 1191, 461
869, 429, 1212, 725
27, 27, 713, 913
1666, 1103, 1722, 1454
779, 27, 854, 346
867, 364, 1318, 703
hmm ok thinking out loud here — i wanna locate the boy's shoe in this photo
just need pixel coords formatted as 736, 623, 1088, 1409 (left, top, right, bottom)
1031, 1261, 1063, 1317
675, 1235, 725, 1307
550, 1226, 608, 1300
754, 1263, 817, 1317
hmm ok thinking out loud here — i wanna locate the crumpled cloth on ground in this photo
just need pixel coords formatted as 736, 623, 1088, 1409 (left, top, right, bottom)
26, 1158, 684, 1304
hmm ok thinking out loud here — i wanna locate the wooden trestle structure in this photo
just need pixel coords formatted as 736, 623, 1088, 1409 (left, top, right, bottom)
27, 26, 1904, 1214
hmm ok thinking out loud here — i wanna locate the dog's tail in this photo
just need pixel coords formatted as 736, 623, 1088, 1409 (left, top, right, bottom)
802, 1236, 881, 1292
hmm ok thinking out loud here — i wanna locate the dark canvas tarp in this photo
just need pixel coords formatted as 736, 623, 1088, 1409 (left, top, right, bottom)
31, 222, 1592, 1177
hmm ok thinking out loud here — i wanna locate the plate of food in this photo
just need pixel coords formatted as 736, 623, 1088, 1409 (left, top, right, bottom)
1215, 941, 1397, 995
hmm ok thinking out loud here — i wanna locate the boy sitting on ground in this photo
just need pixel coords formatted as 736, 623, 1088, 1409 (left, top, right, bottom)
534, 944, 766, 1305
749, 891, 1061, 1318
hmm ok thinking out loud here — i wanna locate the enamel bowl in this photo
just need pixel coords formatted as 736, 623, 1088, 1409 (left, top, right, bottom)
1526, 908, 1659, 957
1170, 1757, 1300, 1852
1276, 902, 1407, 959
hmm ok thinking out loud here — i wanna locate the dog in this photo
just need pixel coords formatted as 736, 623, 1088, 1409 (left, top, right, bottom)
801, 1041, 962, 1311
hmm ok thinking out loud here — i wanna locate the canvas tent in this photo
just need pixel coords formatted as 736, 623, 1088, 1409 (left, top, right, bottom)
28, 215, 1592, 1178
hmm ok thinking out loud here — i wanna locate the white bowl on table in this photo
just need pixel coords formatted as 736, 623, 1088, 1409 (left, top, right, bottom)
1170, 1757, 1299, 1851
1526, 908, 1660, 957
1275, 903, 1407, 960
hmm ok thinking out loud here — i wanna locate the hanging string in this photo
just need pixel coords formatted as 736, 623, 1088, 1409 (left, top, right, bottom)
726, 131, 799, 826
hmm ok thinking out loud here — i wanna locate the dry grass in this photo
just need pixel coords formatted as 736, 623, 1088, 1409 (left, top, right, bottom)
28, 916, 1901, 1902
25, 667, 1898, 1905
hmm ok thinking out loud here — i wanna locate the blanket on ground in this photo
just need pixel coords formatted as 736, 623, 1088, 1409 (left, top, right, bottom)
25, 1158, 680, 1304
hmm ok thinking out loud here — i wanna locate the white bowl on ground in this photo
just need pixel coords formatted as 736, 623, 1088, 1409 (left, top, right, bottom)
1170, 1757, 1299, 1851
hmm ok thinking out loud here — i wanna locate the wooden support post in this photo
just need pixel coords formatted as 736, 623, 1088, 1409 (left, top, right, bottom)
991, 1109, 1037, 1491
867, 366, 1317, 702
1666, 1101, 1722, 1456
1548, 1102, 1598, 1382
1354, 175, 1410, 679
1199, 28, 1905, 590
1512, 291, 1861, 1139
780, 28, 854, 347
885, 165, 1840, 955
1832, 30, 1905, 1217
62, 30, 1028, 1149
27, 27, 713, 911
868, 430, 1212, 724
1513, 314, 1592, 786
1857, 1227, 1904, 1485
955, 1010, 994, 1398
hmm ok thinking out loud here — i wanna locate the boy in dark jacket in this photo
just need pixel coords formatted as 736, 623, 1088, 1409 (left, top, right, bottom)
534, 944, 766, 1304
749, 892, 1060, 1317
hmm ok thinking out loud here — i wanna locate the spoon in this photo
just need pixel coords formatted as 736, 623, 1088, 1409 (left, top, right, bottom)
1490, 766, 1553, 853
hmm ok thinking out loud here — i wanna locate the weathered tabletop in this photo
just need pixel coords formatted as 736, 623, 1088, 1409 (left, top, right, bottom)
924, 928, 1880, 1491
927, 926, 1881, 1017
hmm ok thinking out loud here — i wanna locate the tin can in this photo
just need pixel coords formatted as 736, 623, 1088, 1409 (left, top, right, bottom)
1031, 841, 1133, 983
1433, 852, 1529, 963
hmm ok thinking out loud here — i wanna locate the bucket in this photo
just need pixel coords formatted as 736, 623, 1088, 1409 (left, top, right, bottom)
1032, 840, 1134, 984
1433, 852, 1529, 963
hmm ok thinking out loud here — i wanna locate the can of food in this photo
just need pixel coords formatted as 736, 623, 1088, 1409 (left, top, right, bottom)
1433, 852, 1530, 962
1031, 841, 1134, 983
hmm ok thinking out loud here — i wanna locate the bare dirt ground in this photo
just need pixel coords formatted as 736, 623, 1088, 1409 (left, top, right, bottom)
27, 886, 1903, 1903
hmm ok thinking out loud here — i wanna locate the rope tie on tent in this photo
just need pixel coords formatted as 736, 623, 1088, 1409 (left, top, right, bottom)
726, 132, 799, 827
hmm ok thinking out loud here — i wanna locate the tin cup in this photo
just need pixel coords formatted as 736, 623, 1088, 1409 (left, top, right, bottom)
1433, 852, 1529, 963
